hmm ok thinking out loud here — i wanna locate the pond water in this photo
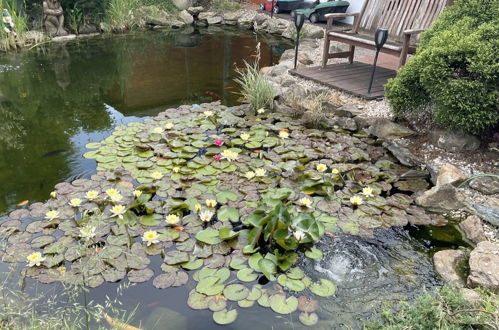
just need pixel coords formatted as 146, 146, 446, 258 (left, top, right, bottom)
0, 27, 291, 213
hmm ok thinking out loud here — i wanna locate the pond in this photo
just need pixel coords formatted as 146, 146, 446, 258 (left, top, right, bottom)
0, 28, 466, 330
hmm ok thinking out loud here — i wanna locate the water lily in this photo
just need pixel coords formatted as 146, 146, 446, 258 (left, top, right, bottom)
293, 230, 305, 241
205, 199, 217, 208
45, 210, 59, 221
362, 187, 374, 197
212, 154, 222, 161
240, 133, 250, 141
245, 171, 256, 180
203, 111, 214, 117
173, 167, 180, 173
166, 214, 180, 225
26, 252, 45, 267
221, 149, 238, 162
152, 127, 163, 134
50, 191, 57, 198
151, 172, 164, 180
85, 190, 99, 200
110, 204, 127, 219
106, 188, 120, 197
69, 198, 82, 207
299, 197, 313, 208
257, 108, 265, 114
142, 230, 160, 246
57, 266, 66, 275
331, 168, 340, 174
133, 190, 142, 198
279, 130, 289, 139
79, 225, 96, 240
350, 196, 364, 206
199, 210, 214, 222
110, 193, 123, 203
194, 203, 202, 212
165, 122, 174, 129
255, 168, 266, 177
316, 164, 327, 172
214, 139, 224, 147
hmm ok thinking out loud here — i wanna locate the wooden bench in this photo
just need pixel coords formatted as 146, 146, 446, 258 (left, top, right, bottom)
322, 0, 453, 69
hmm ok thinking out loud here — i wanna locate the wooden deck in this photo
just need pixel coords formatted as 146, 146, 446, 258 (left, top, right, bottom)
289, 62, 397, 100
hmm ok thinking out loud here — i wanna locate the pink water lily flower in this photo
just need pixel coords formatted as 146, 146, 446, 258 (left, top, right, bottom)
214, 139, 224, 147
212, 154, 222, 161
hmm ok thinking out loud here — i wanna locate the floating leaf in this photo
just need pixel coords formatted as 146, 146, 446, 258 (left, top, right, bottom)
299, 312, 319, 326
196, 276, 225, 296
310, 279, 336, 297
270, 294, 298, 314
217, 206, 240, 222
305, 247, 323, 260
213, 309, 237, 325
127, 268, 154, 283
258, 258, 277, 281
257, 293, 271, 307
207, 296, 227, 312
187, 291, 209, 310
238, 299, 255, 308
248, 253, 263, 272
246, 286, 262, 301
216, 191, 238, 203
153, 273, 175, 289
181, 256, 203, 270
229, 257, 247, 270
298, 296, 318, 313
287, 267, 305, 280
236, 268, 258, 282
164, 251, 189, 265
223, 284, 250, 301
196, 229, 222, 245
218, 228, 239, 240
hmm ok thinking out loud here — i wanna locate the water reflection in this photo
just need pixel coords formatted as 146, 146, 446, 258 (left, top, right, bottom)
0, 28, 291, 212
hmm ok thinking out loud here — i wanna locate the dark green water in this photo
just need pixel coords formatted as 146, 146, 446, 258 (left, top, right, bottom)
0, 27, 291, 213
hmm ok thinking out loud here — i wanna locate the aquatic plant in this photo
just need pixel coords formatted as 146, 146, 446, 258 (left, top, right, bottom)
105, 0, 139, 30
234, 43, 275, 111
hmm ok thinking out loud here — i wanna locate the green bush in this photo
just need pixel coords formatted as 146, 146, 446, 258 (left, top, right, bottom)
385, 0, 499, 134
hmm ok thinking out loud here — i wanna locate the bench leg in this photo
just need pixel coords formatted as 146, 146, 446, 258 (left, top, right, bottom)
399, 34, 411, 68
322, 36, 331, 68
348, 45, 355, 64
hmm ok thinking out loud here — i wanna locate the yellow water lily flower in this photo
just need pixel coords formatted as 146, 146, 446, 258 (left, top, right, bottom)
199, 210, 214, 222
26, 252, 45, 267
350, 196, 364, 206
316, 164, 327, 172
142, 230, 160, 246
151, 172, 164, 180
205, 199, 217, 208
79, 225, 96, 239
331, 168, 340, 174
105, 188, 120, 197
255, 168, 266, 177
110, 205, 127, 219
173, 167, 180, 173
110, 193, 123, 202
85, 190, 99, 200
152, 127, 163, 134
240, 133, 250, 141
245, 171, 256, 180
50, 191, 57, 198
45, 210, 59, 221
221, 149, 238, 162
299, 197, 313, 208
133, 190, 142, 198
257, 108, 265, 114
165, 122, 174, 129
203, 111, 214, 117
57, 266, 66, 275
69, 198, 82, 207
166, 214, 180, 225
194, 203, 202, 212
362, 187, 374, 197
279, 131, 289, 139
293, 230, 305, 241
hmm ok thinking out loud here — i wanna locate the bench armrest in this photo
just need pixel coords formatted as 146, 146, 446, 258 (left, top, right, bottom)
403, 28, 425, 35
325, 12, 361, 32
324, 12, 360, 19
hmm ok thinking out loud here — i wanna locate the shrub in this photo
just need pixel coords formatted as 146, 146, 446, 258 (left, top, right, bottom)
385, 0, 499, 134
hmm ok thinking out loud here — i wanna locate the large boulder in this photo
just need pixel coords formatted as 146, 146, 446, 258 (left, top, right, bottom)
436, 164, 467, 186
415, 183, 466, 212
369, 119, 415, 140
187, 6, 204, 15
178, 10, 194, 24
329, 116, 358, 131
433, 249, 467, 288
207, 16, 223, 25
467, 241, 499, 290
136, 6, 172, 26
302, 24, 324, 39
280, 49, 313, 65
433, 130, 481, 153
383, 141, 422, 167
172, 0, 192, 10
237, 10, 257, 29
459, 215, 487, 243
469, 176, 499, 195
467, 202, 499, 228
263, 18, 290, 34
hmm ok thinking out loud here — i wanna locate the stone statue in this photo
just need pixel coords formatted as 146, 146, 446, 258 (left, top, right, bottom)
43, 0, 68, 36
2, 9, 16, 36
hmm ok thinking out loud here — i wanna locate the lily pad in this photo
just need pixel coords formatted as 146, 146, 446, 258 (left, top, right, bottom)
269, 294, 298, 314
195, 229, 222, 245
299, 312, 319, 326
153, 273, 175, 289
217, 206, 240, 222
127, 268, 154, 283
310, 279, 336, 297
236, 268, 258, 282
257, 293, 271, 307
187, 291, 209, 310
164, 251, 189, 265
258, 258, 277, 281
238, 299, 255, 308
229, 257, 247, 270
181, 256, 204, 270
207, 296, 227, 312
216, 191, 238, 203
223, 284, 250, 301
297, 296, 318, 313
196, 276, 225, 296
305, 247, 323, 260
212, 309, 237, 325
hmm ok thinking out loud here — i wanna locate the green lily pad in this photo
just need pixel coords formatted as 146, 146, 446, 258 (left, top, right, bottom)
223, 284, 250, 301
196, 276, 225, 296
305, 247, 323, 260
299, 312, 319, 326
248, 253, 263, 272
196, 229, 222, 245
287, 267, 305, 280
207, 296, 227, 312
246, 286, 262, 301
238, 299, 255, 308
310, 279, 336, 297
187, 291, 209, 310
229, 257, 247, 270
212, 309, 237, 325
258, 258, 277, 281
164, 251, 189, 265
153, 273, 175, 289
127, 268, 154, 283
181, 256, 204, 270
216, 191, 238, 203
270, 294, 298, 314
285, 279, 306, 292
218, 228, 239, 240
257, 293, 271, 307
217, 206, 240, 222
236, 268, 258, 282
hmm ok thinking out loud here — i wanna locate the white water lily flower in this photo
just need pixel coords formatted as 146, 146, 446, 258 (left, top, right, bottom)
255, 168, 266, 177
165, 122, 174, 129
69, 198, 82, 207
142, 230, 160, 246
205, 199, 217, 208
133, 190, 142, 198
110, 193, 123, 203
293, 230, 305, 241
26, 252, 45, 267
316, 164, 327, 172
166, 214, 180, 225
350, 196, 364, 206
151, 172, 164, 180
221, 149, 238, 162
299, 197, 313, 208
85, 190, 99, 200
79, 225, 96, 240
110, 205, 127, 219
257, 108, 265, 114
152, 127, 163, 134
362, 187, 374, 197
105, 188, 120, 197
50, 191, 57, 198
331, 168, 340, 174
173, 167, 180, 173
199, 210, 214, 222
45, 210, 59, 221
245, 171, 256, 180
203, 111, 214, 117
279, 130, 289, 139
240, 133, 250, 141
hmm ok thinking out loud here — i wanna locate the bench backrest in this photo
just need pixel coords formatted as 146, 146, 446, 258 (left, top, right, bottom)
357, 0, 451, 41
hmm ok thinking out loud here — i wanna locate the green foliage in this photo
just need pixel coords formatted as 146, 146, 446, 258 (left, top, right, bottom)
66, 1, 83, 33
105, 0, 139, 29
234, 43, 276, 111
209, 0, 241, 12
385, 0, 499, 134
364, 286, 499, 330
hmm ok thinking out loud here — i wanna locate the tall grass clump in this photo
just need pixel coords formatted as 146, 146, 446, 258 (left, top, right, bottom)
106, 0, 139, 30
234, 43, 275, 111
302, 92, 329, 128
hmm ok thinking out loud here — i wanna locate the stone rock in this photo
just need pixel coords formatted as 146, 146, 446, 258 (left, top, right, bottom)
415, 184, 466, 213
223, 11, 241, 22
79, 24, 97, 34
281, 24, 296, 39
187, 6, 204, 15
279, 83, 308, 106
470, 176, 499, 195
178, 10, 194, 24
237, 10, 257, 29
254, 13, 269, 25
354, 116, 377, 130
273, 101, 294, 115
460, 288, 481, 304
383, 141, 422, 167
436, 164, 467, 186
425, 162, 440, 185
330, 116, 358, 131
300, 38, 319, 49
369, 119, 415, 140
330, 103, 363, 117
302, 24, 324, 39
435, 130, 480, 153
172, 0, 192, 10
52, 34, 76, 42
467, 202, 499, 228
467, 241, 499, 290
170, 20, 185, 29
198, 11, 216, 21
433, 249, 467, 288
206, 16, 222, 25
260, 66, 273, 75
459, 215, 486, 243
279, 49, 313, 65
263, 18, 290, 34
